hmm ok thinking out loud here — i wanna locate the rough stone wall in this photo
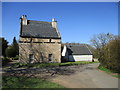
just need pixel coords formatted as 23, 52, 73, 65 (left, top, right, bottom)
19, 38, 61, 63
19, 37, 60, 43
20, 37, 49, 42
51, 39, 60, 42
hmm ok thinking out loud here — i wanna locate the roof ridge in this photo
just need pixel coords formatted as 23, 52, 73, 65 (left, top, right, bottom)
28, 20, 51, 23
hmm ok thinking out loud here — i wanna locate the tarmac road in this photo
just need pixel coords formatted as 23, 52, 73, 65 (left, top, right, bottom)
49, 63, 119, 88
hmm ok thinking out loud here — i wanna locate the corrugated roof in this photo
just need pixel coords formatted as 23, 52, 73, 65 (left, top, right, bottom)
20, 20, 60, 38
67, 44, 92, 55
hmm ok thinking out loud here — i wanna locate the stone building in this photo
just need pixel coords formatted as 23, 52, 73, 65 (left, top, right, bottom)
19, 15, 61, 63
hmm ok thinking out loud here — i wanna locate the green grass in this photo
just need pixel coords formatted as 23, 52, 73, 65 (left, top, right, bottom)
12, 61, 99, 68
60, 61, 99, 66
2, 76, 65, 88
112, 74, 120, 78
98, 65, 113, 73
98, 65, 120, 78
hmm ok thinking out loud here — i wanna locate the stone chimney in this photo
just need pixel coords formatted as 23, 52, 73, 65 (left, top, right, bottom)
51, 18, 61, 38
20, 15, 27, 25
51, 18, 57, 28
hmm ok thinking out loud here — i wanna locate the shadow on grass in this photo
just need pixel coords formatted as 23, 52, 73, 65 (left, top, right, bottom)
2, 66, 75, 88
3, 61, 96, 83
4, 65, 76, 77
4, 62, 89, 79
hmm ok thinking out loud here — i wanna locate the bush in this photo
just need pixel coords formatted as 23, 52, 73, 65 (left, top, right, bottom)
5, 46, 16, 58
105, 37, 120, 73
13, 55, 19, 60
91, 34, 120, 73
2, 57, 10, 66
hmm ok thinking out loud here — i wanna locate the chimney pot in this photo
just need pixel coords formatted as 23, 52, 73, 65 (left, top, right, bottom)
52, 18, 55, 22
51, 18, 57, 28
20, 15, 27, 25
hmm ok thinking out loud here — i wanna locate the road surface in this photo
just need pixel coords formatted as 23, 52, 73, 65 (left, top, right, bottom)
49, 63, 119, 88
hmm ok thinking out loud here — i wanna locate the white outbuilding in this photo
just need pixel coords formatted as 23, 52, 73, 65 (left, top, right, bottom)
62, 44, 93, 62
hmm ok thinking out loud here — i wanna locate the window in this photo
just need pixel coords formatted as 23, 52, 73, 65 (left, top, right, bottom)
49, 39, 51, 42
29, 54, 34, 63
48, 54, 52, 61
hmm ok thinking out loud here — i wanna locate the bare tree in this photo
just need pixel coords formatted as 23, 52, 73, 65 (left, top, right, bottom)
90, 33, 114, 65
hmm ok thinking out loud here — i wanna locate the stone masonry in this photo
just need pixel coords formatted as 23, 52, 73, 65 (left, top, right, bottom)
19, 15, 61, 63
19, 38, 61, 63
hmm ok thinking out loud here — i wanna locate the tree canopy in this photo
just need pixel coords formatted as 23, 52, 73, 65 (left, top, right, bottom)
90, 33, 120, 73
0, 37, 8, 57
5, 37, 19, 58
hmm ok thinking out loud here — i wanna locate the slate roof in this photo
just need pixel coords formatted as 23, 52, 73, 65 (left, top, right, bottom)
20, 20, 60, 38
66, 44, 92, 55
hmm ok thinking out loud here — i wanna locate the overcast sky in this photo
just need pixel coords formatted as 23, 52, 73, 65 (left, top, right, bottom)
2, 2, 118, 44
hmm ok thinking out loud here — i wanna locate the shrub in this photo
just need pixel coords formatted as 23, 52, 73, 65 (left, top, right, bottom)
5, 46, 16, 58
2, 57, 10, 66
13, 55, 19, 60
105, 37, 120, 73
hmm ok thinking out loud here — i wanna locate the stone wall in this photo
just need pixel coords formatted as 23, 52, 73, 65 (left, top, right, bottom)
19, 37, 61, 43
19, 37, 61, 63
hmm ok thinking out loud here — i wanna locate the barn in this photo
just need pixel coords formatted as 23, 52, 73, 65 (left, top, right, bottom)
62, 43, 93, 62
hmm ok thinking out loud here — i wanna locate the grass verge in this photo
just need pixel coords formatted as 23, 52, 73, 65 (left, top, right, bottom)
2, 76, 65, 88
12, 61, 99, 68
98, 65, 120, 78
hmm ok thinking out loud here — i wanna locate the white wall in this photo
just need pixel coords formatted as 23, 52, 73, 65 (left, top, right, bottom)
62, 45, 67, 56
69, 55, 93, 62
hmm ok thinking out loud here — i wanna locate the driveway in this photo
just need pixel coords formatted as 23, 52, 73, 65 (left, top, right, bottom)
48, 63, 119, 88
2, 62, 119, 88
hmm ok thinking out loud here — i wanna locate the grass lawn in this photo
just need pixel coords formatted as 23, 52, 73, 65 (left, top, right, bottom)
12, 61, 99, 68
98, 65, 120, 78
2, 76, 65, 88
